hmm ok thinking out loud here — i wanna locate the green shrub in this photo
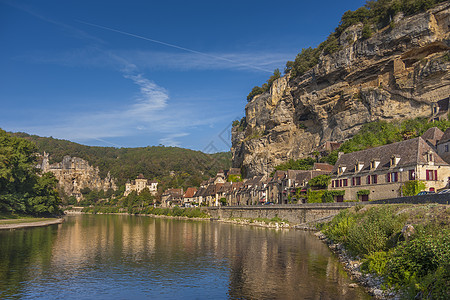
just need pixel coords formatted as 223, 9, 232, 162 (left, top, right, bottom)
401, 180, 426, 196
307, 190, 325, 203
322, 190, 345, 203
309, 175, 331, 189
361, 251, 390, 275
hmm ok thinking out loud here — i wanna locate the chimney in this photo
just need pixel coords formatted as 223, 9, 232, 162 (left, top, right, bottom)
338, 152, 344, 159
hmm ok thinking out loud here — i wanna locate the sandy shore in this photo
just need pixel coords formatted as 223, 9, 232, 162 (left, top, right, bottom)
0, 218, 64, 230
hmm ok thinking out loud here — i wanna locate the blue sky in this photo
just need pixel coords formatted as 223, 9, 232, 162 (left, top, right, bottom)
0, 0, 365, 152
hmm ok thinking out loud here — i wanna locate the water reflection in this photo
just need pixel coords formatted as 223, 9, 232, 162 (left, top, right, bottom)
0, 215, 369, 299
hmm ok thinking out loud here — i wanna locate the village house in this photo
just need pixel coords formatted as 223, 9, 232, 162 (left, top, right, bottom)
124, 174, 158, 197
328, 133, 450, 201
437, 127, 450, 164
239, 176, 266, 205
183, 187, 197, 207
266, 171, 287, 204
161, 188, 183, 207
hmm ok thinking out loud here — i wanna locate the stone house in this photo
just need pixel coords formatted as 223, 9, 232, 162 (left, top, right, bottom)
124, 174, 158, 197
193, 187, 207, 206
437, 127, 450, 165
266, 171, 286, 204
329, 136, 450, 201
226, 182, 244, 206
183, 187, 197, 206
239, 176, 266, 205
161, 188, 183, 207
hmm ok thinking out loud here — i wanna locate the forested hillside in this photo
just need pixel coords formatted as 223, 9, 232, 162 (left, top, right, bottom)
11, 132, 232, 189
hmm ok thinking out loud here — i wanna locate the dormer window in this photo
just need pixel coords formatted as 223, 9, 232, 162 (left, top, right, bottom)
390, 155, 400, 167
355, 161, 364, 172
338, 165, 347, 175
370, 159, 380, 170
426, 151, 433, 162
426, 151, 434, 165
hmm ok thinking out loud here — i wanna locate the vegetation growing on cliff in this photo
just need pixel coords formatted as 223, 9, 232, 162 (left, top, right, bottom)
321, 204, 450, 298
272, 158, 316, 174
246, 69, 281, 101
0, 129, 62, 217
248, 0, 448, 96
320, 116, 450, 165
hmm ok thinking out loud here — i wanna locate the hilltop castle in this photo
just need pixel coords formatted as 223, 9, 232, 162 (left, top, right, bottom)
39, 152, 117, 200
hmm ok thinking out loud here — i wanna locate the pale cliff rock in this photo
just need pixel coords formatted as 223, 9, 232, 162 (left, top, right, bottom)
232, 3, 450, 178
39, 152, 117, 199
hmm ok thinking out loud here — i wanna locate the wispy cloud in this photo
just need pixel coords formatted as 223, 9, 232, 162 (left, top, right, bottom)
124, 73, 168, 113
20, 47, 293, 73
77, 21, 275, 73
159, 133, 190, 147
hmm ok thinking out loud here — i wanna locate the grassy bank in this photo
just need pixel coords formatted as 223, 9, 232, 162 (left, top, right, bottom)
319, 204, 450, 299
0, 212, 58, 224
81, 206, 210, 219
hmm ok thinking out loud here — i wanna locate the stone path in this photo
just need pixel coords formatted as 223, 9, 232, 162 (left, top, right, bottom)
0, 218, 64, 230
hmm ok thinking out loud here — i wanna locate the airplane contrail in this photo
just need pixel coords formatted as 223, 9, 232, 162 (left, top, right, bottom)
77, 20, 273, 73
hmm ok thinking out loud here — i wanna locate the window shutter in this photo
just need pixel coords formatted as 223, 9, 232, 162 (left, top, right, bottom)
387, 173, 390, 183
426, 170, 430, 181
367, 176, 370, 184
434, 170, 438, 181
352, 177, 355, 186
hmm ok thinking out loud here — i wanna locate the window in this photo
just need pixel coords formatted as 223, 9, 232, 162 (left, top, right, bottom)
352, 177, 361, 186
386, 172, 398, 183
371, 175, 378, 184
409, 170, 416, 180
366, 175, 371, 184
343, 179, 348, 187
426, 170, 438, 181
391, 172, 398, 182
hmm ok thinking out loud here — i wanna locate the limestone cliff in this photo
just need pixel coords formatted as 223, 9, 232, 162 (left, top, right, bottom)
232, 2, 450, 177
38, 152, 117, 199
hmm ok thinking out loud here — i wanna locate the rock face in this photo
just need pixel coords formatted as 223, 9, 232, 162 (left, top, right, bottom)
232, 3, 450, 178
39, 152, 117, 199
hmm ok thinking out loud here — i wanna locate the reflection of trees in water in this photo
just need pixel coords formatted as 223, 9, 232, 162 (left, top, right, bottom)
0, 226, 58, 298
222, 227, 368, 300
0, 216, 369, 299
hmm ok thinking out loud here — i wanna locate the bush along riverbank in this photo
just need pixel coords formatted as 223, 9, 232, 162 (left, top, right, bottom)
80, 205, 211, 219
317, 204, 450, 299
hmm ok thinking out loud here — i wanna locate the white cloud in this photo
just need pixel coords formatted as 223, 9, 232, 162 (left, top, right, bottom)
124, 73, 168, 113
159, 133, 190, 147
21, 47, 293, 73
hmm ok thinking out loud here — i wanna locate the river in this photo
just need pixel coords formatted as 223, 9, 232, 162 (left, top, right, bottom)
0, 215, 370, 299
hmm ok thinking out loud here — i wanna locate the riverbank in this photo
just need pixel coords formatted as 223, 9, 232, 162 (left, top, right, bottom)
316, 204, 450, 299
0, 218, 64, 230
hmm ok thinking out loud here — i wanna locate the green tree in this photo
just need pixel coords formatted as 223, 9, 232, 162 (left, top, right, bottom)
309, 175, 331, 189
0, 129, 62, 216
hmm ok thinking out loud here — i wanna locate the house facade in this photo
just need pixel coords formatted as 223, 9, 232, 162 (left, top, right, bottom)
124, 174, 158, 196
329, 136, 450, 201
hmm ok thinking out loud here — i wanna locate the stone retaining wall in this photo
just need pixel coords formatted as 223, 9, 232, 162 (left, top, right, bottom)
207, 194, 449, 225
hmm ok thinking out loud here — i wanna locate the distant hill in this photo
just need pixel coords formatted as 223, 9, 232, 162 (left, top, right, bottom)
11, 132, 232, 190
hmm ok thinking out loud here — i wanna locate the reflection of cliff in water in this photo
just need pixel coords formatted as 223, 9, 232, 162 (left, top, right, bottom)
0, 216, 369, 299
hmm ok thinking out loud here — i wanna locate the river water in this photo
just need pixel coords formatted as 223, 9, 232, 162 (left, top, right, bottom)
0, 215, 369, 299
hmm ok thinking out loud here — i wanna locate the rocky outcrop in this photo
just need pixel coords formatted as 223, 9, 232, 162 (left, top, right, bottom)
232, 2, 450, 177
38, 152, 117, 199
